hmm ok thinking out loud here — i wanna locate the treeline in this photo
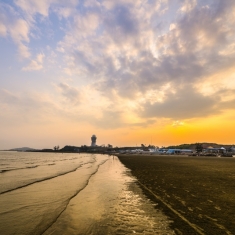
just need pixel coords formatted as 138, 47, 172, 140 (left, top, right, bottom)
166, 143, 234, 150
166, 143, 194, 149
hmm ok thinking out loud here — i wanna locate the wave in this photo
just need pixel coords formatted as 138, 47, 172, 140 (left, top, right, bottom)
27, 165, 39, 169
41, 159, 108, 234
0, 165, 39, 173
0, 205, 31, 216
0, 160, 98, 195
0, 169, 13, 173
0, 168, 25, 173
0, 165, 83, 195
30, 157, 79, 165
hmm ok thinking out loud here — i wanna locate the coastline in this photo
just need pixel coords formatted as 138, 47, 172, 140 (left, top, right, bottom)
42, 155, 175, 235
117, 154, 235, 235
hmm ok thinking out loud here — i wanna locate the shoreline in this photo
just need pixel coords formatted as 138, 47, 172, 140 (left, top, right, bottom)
34, 155, 175, 235
117, 154, 235, 235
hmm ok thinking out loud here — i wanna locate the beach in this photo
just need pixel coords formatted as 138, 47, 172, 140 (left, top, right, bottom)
0, 152, 174, 235
118, 154, 235, 235
1, 151, 235, 235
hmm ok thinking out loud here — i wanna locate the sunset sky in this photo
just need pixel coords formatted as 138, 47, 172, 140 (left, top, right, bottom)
1, 0, 235, 149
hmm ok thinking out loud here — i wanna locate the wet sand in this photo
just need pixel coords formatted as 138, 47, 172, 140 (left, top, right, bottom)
43, 156, 174, 235
117, 154, 235, 235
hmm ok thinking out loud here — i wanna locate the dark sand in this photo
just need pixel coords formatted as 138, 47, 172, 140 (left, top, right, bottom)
118, 155, 235, 235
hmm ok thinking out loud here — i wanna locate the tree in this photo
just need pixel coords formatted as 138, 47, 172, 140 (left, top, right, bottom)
80, 145, 88, 152
148, 145, 155, 148
195, 143, 203, 154
54, 145, 60, 151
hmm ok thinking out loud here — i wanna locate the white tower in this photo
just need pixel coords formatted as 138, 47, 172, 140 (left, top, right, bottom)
91, 135, 97, 147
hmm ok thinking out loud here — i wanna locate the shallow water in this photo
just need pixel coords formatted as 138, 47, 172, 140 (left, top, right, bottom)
0, 152, 174, 235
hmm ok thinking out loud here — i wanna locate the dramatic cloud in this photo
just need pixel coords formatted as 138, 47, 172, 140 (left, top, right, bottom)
57, 0, 235, 105
140, 85, 217, 119
1, 0, 235, 148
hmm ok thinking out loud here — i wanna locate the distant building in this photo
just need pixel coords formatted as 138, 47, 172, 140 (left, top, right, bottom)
91, 135, 97, 147
166, 149, 193, 155
204, 147, 226, 154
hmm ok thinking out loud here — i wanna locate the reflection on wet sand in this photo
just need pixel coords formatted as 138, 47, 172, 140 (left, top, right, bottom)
44, 156, 174, 235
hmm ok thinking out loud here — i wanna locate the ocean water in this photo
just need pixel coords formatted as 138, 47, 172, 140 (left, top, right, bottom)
0, 151, 174, 235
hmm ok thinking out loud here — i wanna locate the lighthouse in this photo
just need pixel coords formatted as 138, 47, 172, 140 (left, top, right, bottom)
91, 135, 97, 147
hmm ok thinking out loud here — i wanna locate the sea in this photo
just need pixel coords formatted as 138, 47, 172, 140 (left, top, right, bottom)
0, 151, 174, 235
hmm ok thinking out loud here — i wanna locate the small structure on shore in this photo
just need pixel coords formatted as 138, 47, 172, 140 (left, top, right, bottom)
91, 135, 97, 147
203, 146, 226, 154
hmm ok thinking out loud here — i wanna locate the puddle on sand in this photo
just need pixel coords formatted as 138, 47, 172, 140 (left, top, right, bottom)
43, 156, 175, 235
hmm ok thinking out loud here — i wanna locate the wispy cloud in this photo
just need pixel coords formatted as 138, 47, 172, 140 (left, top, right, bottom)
0, 88, 59, 124
57, 82, 80, 105
172, 120, 184, 127
0, 3, 31, 58
22, 53, 45, 71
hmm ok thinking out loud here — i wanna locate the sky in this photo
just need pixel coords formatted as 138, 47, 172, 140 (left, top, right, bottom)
0, 0, 235, 149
